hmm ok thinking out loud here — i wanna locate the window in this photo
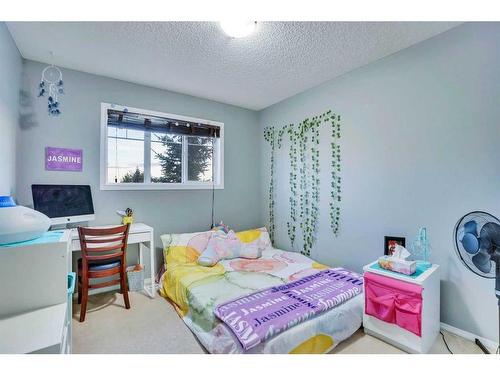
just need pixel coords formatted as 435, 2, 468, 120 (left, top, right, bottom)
100, 103, 224, 190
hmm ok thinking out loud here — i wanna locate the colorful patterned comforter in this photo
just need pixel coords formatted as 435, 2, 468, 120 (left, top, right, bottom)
160, 228, 363, 354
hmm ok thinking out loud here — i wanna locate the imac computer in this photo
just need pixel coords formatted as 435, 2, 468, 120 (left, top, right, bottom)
32, 184, 95, 227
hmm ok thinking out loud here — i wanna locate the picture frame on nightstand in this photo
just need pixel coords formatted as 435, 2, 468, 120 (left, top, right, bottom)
384, 236, 405, 256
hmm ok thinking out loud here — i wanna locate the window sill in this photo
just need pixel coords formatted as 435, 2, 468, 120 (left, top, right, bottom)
100, 183, 224, 191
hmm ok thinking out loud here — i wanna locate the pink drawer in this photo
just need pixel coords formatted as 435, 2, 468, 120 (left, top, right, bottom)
364, 272, 423, 336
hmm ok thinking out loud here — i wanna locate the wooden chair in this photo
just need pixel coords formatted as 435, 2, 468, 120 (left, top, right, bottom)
77, 224, 130, 322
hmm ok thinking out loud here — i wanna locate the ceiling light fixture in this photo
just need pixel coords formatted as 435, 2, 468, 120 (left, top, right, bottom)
220, 21, 257, 38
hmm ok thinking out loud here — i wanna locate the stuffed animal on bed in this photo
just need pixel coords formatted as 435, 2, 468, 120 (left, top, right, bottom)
197, 229, 262, 267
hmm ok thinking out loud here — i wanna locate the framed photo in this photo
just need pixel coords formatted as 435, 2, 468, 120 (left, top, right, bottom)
384, 236, 406, 256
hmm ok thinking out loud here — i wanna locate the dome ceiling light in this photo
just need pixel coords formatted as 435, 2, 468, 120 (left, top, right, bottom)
219, 21, 257, 38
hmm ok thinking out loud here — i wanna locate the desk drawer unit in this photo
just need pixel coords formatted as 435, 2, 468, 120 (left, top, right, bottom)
362, 262, 440, 353
0, 230, 71, 318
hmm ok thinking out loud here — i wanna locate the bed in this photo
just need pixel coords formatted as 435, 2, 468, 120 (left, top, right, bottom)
159, 228, 363, 354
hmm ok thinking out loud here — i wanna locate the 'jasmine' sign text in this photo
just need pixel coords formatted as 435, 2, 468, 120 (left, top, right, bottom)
45, 147, 83, 172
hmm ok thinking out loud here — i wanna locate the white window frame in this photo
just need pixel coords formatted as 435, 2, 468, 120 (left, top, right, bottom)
100, 103, 224, 190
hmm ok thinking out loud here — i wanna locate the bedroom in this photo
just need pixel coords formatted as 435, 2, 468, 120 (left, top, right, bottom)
1, 0, 499, 372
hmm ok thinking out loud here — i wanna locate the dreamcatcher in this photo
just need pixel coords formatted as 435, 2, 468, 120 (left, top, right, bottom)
38, 63, 64, 116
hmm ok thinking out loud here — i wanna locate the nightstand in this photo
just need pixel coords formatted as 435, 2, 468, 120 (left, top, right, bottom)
362, 261, 440, 353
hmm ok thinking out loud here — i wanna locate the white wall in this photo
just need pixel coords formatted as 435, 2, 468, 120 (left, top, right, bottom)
259, 22, 500, 342
0, 23, 22, 195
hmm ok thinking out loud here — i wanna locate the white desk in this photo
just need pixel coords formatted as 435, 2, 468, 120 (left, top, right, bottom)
0, 230, 71, 318
70, 223, 156, 298
0, 303, 67, 354
0, 232, 72, 354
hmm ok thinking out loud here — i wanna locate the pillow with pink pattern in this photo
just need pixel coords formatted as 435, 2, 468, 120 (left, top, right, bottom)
197, 230, 261, 267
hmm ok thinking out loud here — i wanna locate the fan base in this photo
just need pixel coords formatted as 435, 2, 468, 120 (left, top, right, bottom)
474, 298, 500, 354
475, 338, 491, 354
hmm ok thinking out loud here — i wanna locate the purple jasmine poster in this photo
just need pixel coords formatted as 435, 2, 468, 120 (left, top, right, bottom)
45, 147, 83, 171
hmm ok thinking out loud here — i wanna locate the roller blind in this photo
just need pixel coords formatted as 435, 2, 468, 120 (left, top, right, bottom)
106, 109, 221, 138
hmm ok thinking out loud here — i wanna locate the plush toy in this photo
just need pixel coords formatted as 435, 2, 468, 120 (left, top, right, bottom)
197, 230, 262, 267
116, 207, 134, 225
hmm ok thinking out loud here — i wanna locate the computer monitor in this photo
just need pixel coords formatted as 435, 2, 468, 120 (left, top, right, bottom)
32, 184, 95, 225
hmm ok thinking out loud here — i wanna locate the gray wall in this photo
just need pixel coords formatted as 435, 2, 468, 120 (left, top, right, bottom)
0, 23, 22, 196
259, 22, 500, 342
16, 60, 262, 273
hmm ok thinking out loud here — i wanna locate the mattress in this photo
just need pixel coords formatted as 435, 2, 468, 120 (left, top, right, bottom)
160, 246, 363, 354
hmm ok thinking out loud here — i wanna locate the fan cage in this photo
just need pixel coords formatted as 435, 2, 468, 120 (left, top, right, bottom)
454, 210, 498, 279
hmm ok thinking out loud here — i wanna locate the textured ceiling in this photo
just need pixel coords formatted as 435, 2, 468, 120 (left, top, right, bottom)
7, 22, 460, 110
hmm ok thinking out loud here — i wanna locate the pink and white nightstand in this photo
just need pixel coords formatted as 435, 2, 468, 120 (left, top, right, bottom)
362, 261, 440, 353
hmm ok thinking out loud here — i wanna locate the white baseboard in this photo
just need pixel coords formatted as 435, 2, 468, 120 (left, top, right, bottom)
440, 322, 498, 352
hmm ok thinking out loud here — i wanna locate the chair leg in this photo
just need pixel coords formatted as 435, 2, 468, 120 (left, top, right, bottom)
77, 260, 82, 304
121, 267, 130, 309
77, 269, 82, 304
77, 279, 82, 304
79, 278, 89, 322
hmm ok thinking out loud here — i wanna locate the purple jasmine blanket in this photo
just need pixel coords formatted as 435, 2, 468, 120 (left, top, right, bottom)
214, 268, 363, 351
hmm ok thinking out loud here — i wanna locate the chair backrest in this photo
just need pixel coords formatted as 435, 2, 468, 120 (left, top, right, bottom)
78, 224, 130, 262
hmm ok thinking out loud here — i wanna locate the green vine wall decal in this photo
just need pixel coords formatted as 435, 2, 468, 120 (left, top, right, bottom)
263, 126, 276, 244
264, 109, 341, 255
309, 115, 321, 254
298, 120, 308, 254
284, 116, 322, 256
277, 125, 287, 149
287, 124, 297, 247
328, 112, 342, 236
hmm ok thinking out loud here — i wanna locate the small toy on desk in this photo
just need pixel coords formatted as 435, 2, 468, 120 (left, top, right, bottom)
378, 244, 417, 275
116, 207, 134, 225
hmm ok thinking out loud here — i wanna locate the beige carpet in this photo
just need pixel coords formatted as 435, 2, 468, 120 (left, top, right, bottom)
72, 291, 484, 354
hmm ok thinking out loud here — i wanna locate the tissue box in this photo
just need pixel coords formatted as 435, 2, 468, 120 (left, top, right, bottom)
378, 256, 417, 275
